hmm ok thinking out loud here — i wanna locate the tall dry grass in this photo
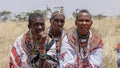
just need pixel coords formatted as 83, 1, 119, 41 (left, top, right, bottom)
0, 18, 120, 68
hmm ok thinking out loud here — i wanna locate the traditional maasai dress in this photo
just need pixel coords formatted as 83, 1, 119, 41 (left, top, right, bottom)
60, 27, 104, 68
9, 31, 54, 68
46, 27, 67, 68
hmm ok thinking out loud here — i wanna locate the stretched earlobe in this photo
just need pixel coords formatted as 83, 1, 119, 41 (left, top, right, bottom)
28, 25, 31, 29
91, 21, 93, 25
50, 18, 52, 23
75, 20, 77, 26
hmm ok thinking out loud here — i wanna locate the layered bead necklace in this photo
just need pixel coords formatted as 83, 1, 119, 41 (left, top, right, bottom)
24, 30, 46, 67
48, 29, 63, 68
76, 32, 90, 68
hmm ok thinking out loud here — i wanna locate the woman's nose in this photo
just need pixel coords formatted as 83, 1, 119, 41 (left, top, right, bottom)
58, 22, 62, 26
38, 25, 42, 29
83, 21, 87, 24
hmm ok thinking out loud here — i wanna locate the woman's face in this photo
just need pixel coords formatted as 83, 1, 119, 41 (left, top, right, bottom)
76, 12, 92, 35
51, 14, 65, 32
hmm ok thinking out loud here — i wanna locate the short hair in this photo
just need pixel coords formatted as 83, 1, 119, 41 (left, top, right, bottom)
51, 11, 65, 19
76, 9, 91, 20
29, 13, 43, 26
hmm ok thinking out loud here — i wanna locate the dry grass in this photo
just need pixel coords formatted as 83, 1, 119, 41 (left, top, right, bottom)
0, 18, 120, 68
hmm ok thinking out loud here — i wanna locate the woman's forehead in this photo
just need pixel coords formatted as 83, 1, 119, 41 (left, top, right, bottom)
81, 13, 89, 15
78, 12, 91, 18
31, 17, 45, 23
52, 12, 65, 19
79, 12, 90, 16
32, 17, 44, 20
53, 15, 65, 19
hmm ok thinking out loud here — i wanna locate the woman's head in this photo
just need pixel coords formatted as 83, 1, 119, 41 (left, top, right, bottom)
50, 11, 65, 32
75, 9, 92, 36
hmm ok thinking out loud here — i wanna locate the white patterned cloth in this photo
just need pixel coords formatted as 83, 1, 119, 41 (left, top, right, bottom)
46, 27, 67, 68
59, 28, 104, 68
9, 31, 53, 68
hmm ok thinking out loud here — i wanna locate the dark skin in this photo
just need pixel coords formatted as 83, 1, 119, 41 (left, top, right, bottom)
28, 17, 46, 44
50, 14, 65, 37
28, 17, 47, 68
75, 12, 92, 36
75, 12, 92, 68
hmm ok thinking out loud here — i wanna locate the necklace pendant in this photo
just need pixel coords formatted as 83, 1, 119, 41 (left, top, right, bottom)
82, 57, 87, 63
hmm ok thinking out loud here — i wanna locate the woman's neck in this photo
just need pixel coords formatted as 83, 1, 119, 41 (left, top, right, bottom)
50, 28, 62, 38
31, 34, 41, 41
78, 32, 90, 39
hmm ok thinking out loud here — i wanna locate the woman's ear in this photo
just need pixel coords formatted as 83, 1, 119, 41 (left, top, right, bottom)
28, 24, 31, 29
75, 20, 77, 26
50, 18, 52, 23
91, 21, 93, 25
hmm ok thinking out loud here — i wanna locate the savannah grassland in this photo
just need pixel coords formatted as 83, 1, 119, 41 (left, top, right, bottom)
0, 18, 120, 68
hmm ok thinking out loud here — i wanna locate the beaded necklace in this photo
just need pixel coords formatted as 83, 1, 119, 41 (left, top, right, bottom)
48, 28, 63, 67
25, 30, 46, 67
75, 31, 90, 68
